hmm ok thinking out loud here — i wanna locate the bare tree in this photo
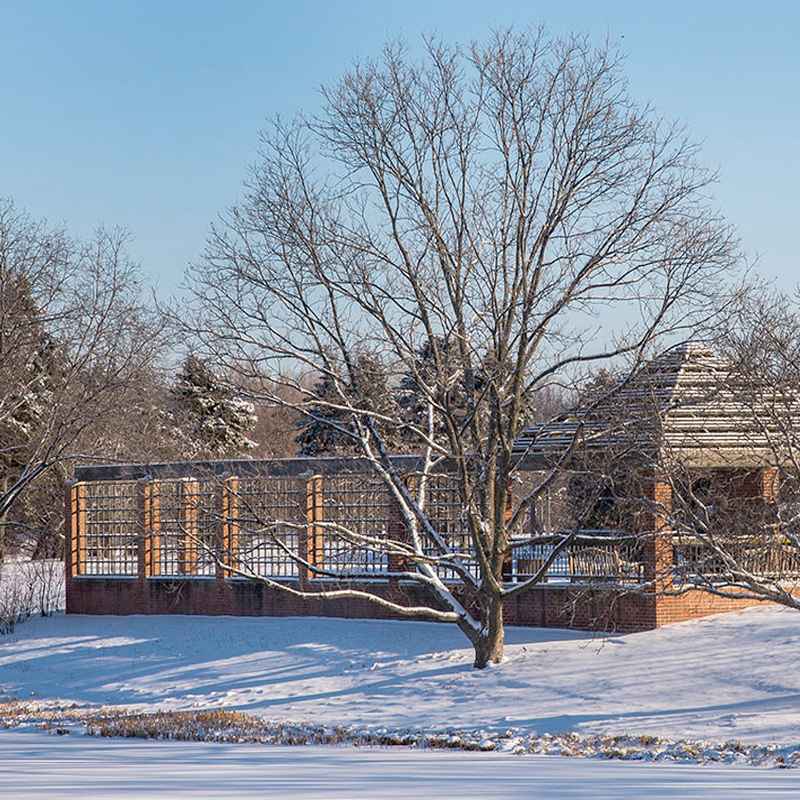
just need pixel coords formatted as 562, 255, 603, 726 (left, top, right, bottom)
186, 29, 739, 666
0, 199, 167, 558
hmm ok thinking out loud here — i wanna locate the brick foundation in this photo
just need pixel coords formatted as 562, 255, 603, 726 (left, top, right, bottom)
66, 575, 664, 632
655, 589, 768, 625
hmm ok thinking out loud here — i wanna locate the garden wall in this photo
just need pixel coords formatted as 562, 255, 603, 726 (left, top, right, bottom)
65, 574, 659, 632
64, 458, 777, 632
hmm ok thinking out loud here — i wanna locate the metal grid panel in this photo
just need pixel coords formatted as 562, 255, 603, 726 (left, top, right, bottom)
151, 479, 217, 577
234, 476, 302, 578
509, 543, 566, 582
149, 480, 179, 576
82, 481, 138, 576
74, 470, 646, 586
509, 472, 644, 584
422, 475, 477, 581
317, 475, 391, 575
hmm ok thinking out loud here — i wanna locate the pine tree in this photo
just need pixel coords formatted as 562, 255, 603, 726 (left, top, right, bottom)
0, 271, 61, 557
173, 355, 257, 457
0, 273, 57, 454
396, 337, 483, 444
296, 354, 402, 456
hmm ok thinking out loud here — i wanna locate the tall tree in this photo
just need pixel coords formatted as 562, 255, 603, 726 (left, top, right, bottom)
173, 355, 257, 457
0, 199, 166, 558
296, 353, 405, 456
658, 288, 800, 610
187, 29, 738, 666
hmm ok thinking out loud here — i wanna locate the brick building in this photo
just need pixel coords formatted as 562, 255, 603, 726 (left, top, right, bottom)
66, 343, 794, 631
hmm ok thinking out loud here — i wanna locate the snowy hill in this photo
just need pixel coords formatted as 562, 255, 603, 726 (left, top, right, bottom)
5, 608, 800, 797
3, 606, 800, 745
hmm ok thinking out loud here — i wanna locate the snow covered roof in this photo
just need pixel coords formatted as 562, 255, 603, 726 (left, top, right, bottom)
514, 343, 794, 469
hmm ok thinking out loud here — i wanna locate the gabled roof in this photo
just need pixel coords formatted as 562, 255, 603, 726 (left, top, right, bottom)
514, 343, 793, 469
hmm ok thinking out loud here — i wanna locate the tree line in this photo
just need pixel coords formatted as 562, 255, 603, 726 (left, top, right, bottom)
0, 209, 294, 561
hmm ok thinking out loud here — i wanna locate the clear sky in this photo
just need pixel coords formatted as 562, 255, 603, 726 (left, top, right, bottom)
1, 0, 797, 298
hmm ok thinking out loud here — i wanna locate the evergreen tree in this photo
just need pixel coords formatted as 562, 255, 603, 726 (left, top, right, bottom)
172, 355, 257, 457
0, 271, 60, 556
0, 273, 57, 446
0, 199, 169, 559
396, 336, 485, 445
296, 354, 402, 456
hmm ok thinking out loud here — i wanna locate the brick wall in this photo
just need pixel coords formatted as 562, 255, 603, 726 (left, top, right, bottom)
64, 465, 785, 632
653, 465, 778, 626
66, 575, 660, 632
654, 589, 767, 625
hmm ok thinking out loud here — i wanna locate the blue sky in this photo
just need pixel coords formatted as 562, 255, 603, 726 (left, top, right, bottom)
1, 0, 797, 296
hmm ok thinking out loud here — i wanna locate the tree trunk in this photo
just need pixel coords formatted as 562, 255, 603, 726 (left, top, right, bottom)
471, 592, 505, 668
0, 475, 7, 562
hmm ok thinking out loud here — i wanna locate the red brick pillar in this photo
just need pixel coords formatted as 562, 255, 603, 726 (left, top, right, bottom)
638, 466, 672, 628
639, 468, 672, 581
217, 476, 238, 579
135, 478, 155, 614
213, 476, 237, 613
762, 467, 780, 504
762, 466, 781, 574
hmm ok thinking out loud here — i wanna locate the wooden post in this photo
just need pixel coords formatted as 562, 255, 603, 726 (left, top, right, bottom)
147, 481, 161, 577
216, 476, 239, 579
137, 478, 161, 578
65, 483, 78, 577
214, 481, 224, 581
67, 482, 87, 577
298, 479, 309, 588
310, 474, 324, 569
226, 477, 239, 575
181, 479, 199, 575
300, 474, 323, 587
137, 479, 149, 581
64, 483, 74, 577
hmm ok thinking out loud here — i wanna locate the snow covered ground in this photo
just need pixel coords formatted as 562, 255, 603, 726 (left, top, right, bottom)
2, 730, 800, 799
4, 607, 800, 795
4, 608, 800, 742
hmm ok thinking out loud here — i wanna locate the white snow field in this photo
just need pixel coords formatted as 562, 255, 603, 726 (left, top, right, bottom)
2, 731, 800, 799
3, 607, 800, 796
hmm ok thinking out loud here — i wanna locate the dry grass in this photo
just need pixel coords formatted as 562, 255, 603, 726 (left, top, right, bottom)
1, 698, 799, 767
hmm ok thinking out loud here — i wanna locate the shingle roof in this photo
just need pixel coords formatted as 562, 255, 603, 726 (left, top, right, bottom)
514, 343, 793, 468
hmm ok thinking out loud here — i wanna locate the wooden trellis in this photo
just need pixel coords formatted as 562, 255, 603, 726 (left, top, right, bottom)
66, 463, 649, 585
